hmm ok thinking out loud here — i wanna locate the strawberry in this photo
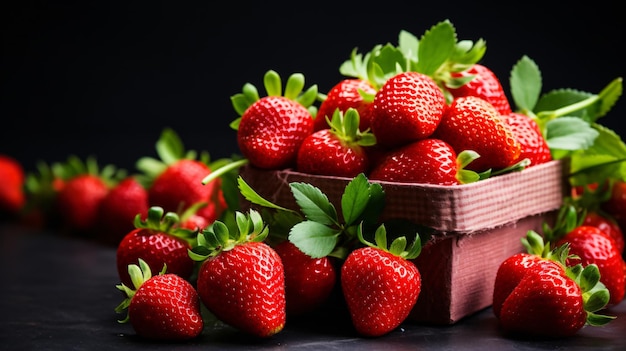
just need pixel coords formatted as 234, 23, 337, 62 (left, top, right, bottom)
341, 224, 422, 337
583, 210, 625, 254
0, 154, 26, 217
370, 71, 446, 148
115, 258, 203, 340
296, 108, 376, 177
190, 209, 286, 338
601, 179, 626, 232
230, 70, 317, 170
494, 231, 614, 337
116, 206, 196, 288
137, 128, 226, 226
446, 63, 512, 116
501, 112, 552, 167
368, 138, 480, 185
433, 96, 521, 172
544, 205, 626, 305
314, 78, 377, 132
54, 156, 123, 235
95, 176, 149, 247
273, 240, 338, 316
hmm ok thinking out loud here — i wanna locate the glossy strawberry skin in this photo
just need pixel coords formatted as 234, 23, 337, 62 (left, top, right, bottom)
296, 129, 369, 178
314, 79, 376, 132
55, 174, 109, 233
273, 241, 337, 316
341, 246, 421, 337
196, 241, 286, 338
498, 262, 587, 338
116, 229, 195, 288
368, 138, 459, 185
0, 154, 25, 215
96, 177, 149, 246
237, 96, 314, 170
447, 64, 512, 116
501, 113, 552, 167
128, 273, 203, 340
370, 72, 446, 148
148, 159, 224, 224
583, 211, 625, 254
556, 225, 626, 305
434, 96, 521, 172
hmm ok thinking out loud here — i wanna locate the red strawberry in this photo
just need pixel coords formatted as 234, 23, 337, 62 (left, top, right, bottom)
115, 258, 203, 340
583, 211, 625, 254
434, 96, 521, 172
368, 138, 479, 185
0, 154, 26, 216
273, 240, 338, 316
95, 176, 149, 246
230, 70, 317, 170
601, 179, 626, 231
555, 225, 625, 305
297, 108, 376, 177
116, 206, 196, 288
370, 71, 446, 148
137, 128, 226, 225
314, 78, 377, 132
341, 224, 422, 337
54, 156, 123, 235
190, 210, 286, 338
501, 112, 552, 167
494, 231, 614, 337
446, 63, 512, 116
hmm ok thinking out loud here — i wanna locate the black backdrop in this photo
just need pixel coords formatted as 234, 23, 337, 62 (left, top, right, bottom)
2, 2, 624, 173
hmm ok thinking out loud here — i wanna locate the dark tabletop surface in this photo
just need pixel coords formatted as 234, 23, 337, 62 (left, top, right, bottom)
1, 222, 625, 351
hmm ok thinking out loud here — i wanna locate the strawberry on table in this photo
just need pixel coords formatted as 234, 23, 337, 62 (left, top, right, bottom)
116, 206, 197, 288
341, 223, 422, 337
370, 71, 446, 149
115, 258, 203, 340
189, 209, 286, 338
297, 108, 376, 178
0, 154, 26, 218
230, 70, 318, 170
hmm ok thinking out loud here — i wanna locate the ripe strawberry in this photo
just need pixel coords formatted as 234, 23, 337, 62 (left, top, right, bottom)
583, 211, 625, 254
314, 78, 377, 132
433, 96, 521, 172
297, 108, 376, 177
0, 154, 26, 216
446, 63, 512, 116
555, 225, 625, 305
95, 176, 149, 247
370, 71, 446, 148
54, 156, 123, 235
273, 240, 338, 316
116, 206, 196, 288
494, 231, 614, 337
115, 258, 203, 340
501, 112, 552, 167
368, 138, 479, 185
137, 128, 226, 225
190, 210, 286, 338
341, 224, 422, 337
230, 70, 317, 170
601, 179, 626, 232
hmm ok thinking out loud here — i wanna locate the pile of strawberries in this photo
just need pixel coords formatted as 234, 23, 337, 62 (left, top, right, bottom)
1, 19, 626, 341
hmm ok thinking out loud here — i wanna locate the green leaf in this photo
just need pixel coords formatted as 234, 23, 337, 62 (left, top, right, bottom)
237, 176, 294, 212
416, 20, 456, 75
289, 221, 342, 258
535, 89, 595, 121
290, 182, 338, 226
397, 29, 419, 65
341, 173, 371, 225
596, 77, 623, 118
545, 117, 599, 151
510, 55, 542, 112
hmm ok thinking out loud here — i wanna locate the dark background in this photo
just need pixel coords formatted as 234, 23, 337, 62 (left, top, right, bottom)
2, 1, 624, 174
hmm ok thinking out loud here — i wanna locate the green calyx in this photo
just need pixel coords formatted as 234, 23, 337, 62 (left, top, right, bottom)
188, 209, 269, 262
541, 204, 585, 244
55, 154, 126, 188
135, 206, 197, 245
114, 258, 166, 323
357, 222, 421, 260
566, 263, 615, 326
229, 69, 320, 130
326, 108, 376, 148
521, 230, 571, 266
